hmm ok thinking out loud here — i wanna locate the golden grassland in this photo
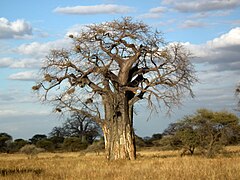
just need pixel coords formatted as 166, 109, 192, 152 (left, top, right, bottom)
0, 146, 240, 180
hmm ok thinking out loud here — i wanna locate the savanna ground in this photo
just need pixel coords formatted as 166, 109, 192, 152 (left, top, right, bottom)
0, 146, 240, 180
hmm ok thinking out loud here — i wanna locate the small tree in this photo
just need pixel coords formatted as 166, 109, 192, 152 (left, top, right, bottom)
63, 137, 88, 152
163, 119, 200, 155
194, 109, 240, 157
164, 109, 240, 157
62, 112, 101, 143
29, 134, 47, 144
49, 112, 101, 144
33, 17, 196, 160
0, 133, 12, 153
36, 139, 54, 152
49, 126, 67, 138
8, 139, 28, 153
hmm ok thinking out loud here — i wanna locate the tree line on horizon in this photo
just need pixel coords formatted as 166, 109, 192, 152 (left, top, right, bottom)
1, 108, 240, 158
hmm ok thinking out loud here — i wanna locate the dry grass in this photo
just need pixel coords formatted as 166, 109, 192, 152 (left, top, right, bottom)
0, 146, 240, 180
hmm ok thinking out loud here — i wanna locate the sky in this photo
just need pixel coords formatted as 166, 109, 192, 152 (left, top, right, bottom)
0, 0, 240, 140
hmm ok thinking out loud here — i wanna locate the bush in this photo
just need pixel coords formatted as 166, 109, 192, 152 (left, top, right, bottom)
20, 144, 44, 156
48, 136, 64, 150
85, 139, 105, 154
63, 137, 88, 152
8, 139, 28, 153
135, 136, 147, 148
36, 139, 54, 152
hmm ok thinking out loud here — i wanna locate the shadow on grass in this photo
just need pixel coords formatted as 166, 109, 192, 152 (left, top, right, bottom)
0, 168, 43, 176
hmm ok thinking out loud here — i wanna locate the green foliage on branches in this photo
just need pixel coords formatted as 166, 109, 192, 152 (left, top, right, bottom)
36, 139, 54, 152
63, 137, 88, 152
29, 134, 47, 144
163, 109, 240, 157
0, 133, 12, 153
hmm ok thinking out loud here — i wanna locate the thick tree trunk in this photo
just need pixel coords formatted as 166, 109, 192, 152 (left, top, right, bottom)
102, 93, 136, 160
103, 120, 136, 160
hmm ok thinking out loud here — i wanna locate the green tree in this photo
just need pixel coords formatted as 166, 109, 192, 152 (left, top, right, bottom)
0, 133, 12, 153
48, 136, 64, 150
194, 109, 240, 157
36, 139, 54, 151
163, 119, 200, 155
8, 139, 28, 153
63, 137, 88, 152
33, 17, 196, 160
29, 134, 47, 144
164, 109, 240, 157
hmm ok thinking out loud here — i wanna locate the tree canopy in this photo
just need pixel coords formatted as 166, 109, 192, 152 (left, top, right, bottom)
163, 109, 240, 157
49, 112, 101, 144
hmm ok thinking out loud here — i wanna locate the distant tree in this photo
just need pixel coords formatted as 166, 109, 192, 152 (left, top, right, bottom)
163, 119, 199, 155
36, 139, 54, 151
151, 133, 162, 140
29, 134, 47, 144
195, 109, 240, 157
8, 139, 28, 153
163, 109, 240, 157
33, 17, 196, 160
140, 133, 163, 147
49, 126, 67, 138
85, 137, 105, 155
0, 133, 12, 153
48, 136, 64, 150
62, 112, 101, 144
50, 112, 101, 144
63, 137, 88, 152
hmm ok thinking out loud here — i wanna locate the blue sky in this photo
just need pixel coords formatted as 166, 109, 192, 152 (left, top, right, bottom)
0, 0, 240, 139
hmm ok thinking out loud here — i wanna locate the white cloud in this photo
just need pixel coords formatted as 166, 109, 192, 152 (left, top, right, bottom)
162, 0, 240, 12
190, 10, 232, 19
207, 27, 240, 49
0, 108, 51, 117
0, 57, 42, 69
180, 20, 207, 28
138, 13, 162, 19
53, 4, 134, 15
184, 27, 240, 72
0, 17, 32, 39
0, 109, 18, 116
66, 24, 89, 37
16, 38, 72, 58
11, 58, 42, 69
138, 6, 167, 19
0, 57, 14, 68
150, 7, 167, 13
8, 71, 38, 81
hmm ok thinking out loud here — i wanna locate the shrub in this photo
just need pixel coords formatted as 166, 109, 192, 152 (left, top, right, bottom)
85, 139, 105, 154
36, 139, 54, 152
20, 144, 44, 156
63, 137, 88, 152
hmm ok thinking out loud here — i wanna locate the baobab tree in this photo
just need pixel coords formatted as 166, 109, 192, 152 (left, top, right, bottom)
33, 17, 196, 160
